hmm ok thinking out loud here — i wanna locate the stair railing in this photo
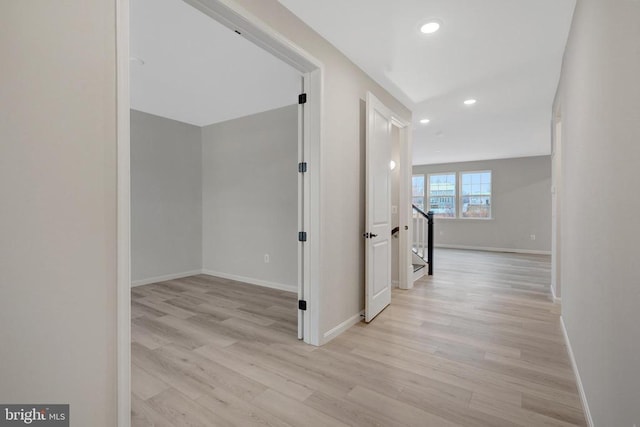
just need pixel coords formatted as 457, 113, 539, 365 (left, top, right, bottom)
412, 205, 434, 275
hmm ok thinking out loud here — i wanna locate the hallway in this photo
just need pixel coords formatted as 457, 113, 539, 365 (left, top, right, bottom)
131, 249, 586, 426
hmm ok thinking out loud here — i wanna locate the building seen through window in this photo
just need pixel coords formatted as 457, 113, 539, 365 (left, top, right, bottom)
461, 171, 491, 218
428, 173, 456, 218
412, 175, 425, 211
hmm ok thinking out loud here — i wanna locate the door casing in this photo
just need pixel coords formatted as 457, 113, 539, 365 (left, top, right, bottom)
551, 115, 562, 300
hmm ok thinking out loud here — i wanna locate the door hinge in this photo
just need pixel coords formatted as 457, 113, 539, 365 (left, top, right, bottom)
298, 300, 307, 311
298, 93, 307, 104
298, 162, 307, 173
298, 231, 307, 242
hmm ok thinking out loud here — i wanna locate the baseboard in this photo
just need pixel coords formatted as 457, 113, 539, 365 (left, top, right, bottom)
321, 310, 364, 345
550, 284, 561, 302
201, 269, 296, 293
131, 269, 203, 287
560, 316, 594, 427
435, 244, 551, 255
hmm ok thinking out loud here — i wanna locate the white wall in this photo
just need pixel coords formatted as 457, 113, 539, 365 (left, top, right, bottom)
0, 5, 412, 420
231, 0, 412, 339
131, 110, 203, 284
0, 1, 117, 424
413, 156, 552, 253
554, 0, 640, 425
202, 105, 298, 291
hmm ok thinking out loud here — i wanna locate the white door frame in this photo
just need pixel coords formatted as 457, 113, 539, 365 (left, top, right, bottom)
551, 113, 562, 301
393, 117, 412, 290
116, 0, 324, 424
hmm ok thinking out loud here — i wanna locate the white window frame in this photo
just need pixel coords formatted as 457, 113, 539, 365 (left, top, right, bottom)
459, 170, 493, 220
427, 172, 457, 219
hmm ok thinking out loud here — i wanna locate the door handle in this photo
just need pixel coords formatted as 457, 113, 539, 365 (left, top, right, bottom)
362, 232, 379, 239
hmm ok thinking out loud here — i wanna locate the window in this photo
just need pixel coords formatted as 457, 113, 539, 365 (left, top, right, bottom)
428, 173, 456, 218
412, 175, 425, 211
460, 171, 492, 219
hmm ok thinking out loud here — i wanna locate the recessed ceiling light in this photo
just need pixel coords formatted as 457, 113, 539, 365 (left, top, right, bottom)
420, 22, 441, 34
464, 99, 477, 105
420, 118, 430, 124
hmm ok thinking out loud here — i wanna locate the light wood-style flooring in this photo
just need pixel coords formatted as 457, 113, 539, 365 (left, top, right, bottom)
131, 249, 586, 426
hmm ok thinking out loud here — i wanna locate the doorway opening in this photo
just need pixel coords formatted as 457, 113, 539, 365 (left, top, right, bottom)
116, 0, 323, 423
391, 121, 414, 291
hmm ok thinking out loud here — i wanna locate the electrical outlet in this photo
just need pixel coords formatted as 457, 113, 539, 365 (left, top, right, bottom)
264, 254, 270, 263
530, 234, 536, 241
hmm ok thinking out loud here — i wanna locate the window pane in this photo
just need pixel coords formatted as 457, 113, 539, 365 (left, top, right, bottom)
460, 171, 492, 218
428, 173, 456, 218
412, 175, 424, 197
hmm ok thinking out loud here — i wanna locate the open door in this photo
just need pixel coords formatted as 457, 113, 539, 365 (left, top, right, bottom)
364, 92, 393, 322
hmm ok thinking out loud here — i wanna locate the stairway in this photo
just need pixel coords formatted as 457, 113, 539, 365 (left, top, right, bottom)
412, 205, 434, 281
412, 250, 428, 281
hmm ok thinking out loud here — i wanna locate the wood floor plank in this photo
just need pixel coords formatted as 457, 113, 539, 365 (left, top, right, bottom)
346, 385, 460, 427
131, 250, 587, 426
252, 389, 349, 427
303, 390, 403, 427
131, 342, 217, 401
469, 391, 583, 427
221, 341, 354, 398
135, 297, 195, 320
521, 393, 588, 426
146, 388, 233, 427
131, 394, 175, 427
156, 343, 268, 402
131, 363, 171, 400
195, 389, 293, 427
194, 343, 315, 402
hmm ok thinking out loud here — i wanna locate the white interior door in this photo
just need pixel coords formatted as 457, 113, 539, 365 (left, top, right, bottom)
365, 92, 393, 322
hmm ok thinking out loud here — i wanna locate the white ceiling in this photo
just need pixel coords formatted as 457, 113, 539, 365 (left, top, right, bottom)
130, 0, 301, 127
278, 0, 576, 165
